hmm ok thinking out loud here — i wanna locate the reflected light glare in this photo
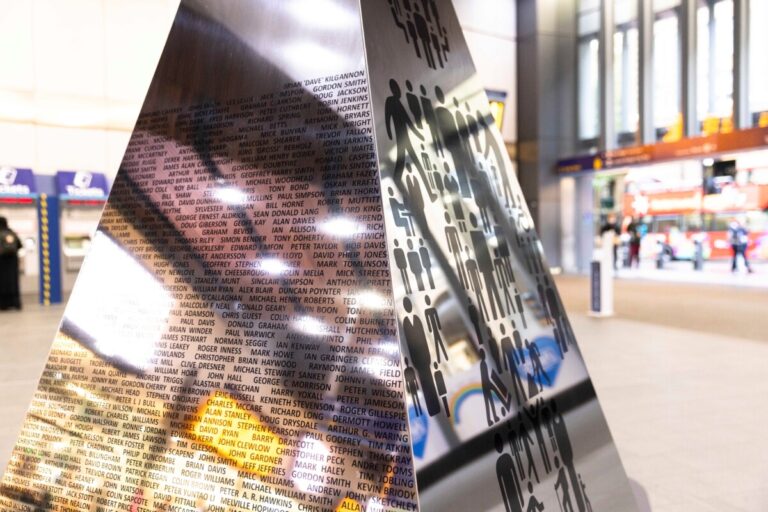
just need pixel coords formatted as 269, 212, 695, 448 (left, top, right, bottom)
64, 231, 172, 369
284, 0, 358, 29
281, 41, 346, 73
366, 500, 386, 512
362, 355, 392, 376
66, 383, 106, 407
260, 257, 290, 274
193, 391, 283, 475
321, 217, 364, 237
291, 436, 330, 493
214, 186, 246, 205
294, 315, 327, 336
354, 290, 391, 310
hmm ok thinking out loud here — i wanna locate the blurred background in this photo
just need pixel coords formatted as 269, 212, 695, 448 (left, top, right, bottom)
0, 0, 766, 510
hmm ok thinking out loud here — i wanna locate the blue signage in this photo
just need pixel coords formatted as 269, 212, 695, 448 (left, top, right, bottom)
408, 404, 428, 459
0, 167, 37, 196
513, 336, 563, 389
55, 170, 109, 199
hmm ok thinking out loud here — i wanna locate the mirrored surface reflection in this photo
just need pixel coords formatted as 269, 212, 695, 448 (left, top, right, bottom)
1, 1, 418, 511
362, 0, 638, 510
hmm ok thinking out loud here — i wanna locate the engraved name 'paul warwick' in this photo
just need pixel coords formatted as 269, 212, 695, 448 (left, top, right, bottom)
0, 70, 419, 512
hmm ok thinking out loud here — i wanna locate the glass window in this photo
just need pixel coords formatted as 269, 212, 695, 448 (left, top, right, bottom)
697, 0, 734, 134
750, 0, 768, 126
613, 0, 639, 146
653, 1, 682, 141
578, 0, 601, 141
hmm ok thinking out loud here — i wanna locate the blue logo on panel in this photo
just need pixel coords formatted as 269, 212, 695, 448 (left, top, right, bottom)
408, 405, 428, 459
513, 336, 562, 388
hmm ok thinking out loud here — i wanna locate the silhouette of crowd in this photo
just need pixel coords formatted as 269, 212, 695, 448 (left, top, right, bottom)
382, 76, 592, 511
388, 0, 450, 69
495, 398, 594, 512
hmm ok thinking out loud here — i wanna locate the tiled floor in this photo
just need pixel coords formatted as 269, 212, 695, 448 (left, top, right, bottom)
612, 260, 768, 289
0, 298, 63, 473
1, 280, 767, 511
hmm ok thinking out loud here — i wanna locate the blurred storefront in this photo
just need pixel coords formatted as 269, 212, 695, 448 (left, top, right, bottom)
558, 0, 768, 281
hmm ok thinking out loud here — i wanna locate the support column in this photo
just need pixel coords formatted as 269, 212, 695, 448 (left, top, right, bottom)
733, 0, 750, 129
516, 0, 578, 268
599, 0, 615, 150
639, 0, 654, 143
681, 0, 698, 136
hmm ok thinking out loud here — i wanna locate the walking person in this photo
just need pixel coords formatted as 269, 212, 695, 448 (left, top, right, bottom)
0, 217, 23, 310
626, 217, 643, 268
728, 218, 754, 273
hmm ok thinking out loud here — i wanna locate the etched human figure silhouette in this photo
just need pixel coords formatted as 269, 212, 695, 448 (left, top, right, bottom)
526, 399, 552, 474
507, 423, 525, 477
444, 212, 468, 288
385, 79, 424, 182
406, 154, 437, 203
435, 86, 471, 197
413, 2, 436, 69
404, 168, 430, 223
389, 0, 408, 40
494, 224, 515, 280
465, 102, 484, 153
420, 144, 434, 181
478, 109, 516, 208
388, 186, 414, 236
546, 278, 569, 358
418, 238, 435, 289
443, 164, 467, 231
480, 349, 510, 426
407, 239, 425, 291
403, 297, 441, 416
525, 233, 545, 275
424, 295, 447, 362
495, 248, 516, 315
525, 482, 545, 512
495, 433, 524, 512
514, 286, 527, 329
501, 324, 526, 407
520, 420, 540, 483
468, 297, 485, 347
542, 405, 557, 453
579, 474, 593, 512
454, 96, 479, 190
405, 80, 423, 125
472, 163, 494, 232
509, 212, 523, 248
465, 246, 489, 320
527, 339, 551, 393
419, 84, 442, 154
433, 362, 450, 416
470, 214, 505, 319
431, 164, 444, 198
404, 357, 422, 416
393, 239, 412, 294
552, 402, 586, 512
554, 457, 574, 512
419, 0, 432, 22
486, 327, 502, 373
405, 11, 421, 58
430, 29, 445, 68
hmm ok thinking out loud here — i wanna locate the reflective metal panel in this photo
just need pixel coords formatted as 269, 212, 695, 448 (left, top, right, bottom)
1, 2, 417, 511
361, 1, 638, 510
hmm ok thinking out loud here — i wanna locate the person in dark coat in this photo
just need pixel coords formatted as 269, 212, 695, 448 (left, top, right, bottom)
0, 217, 23, 310
728, 218, 754, 273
